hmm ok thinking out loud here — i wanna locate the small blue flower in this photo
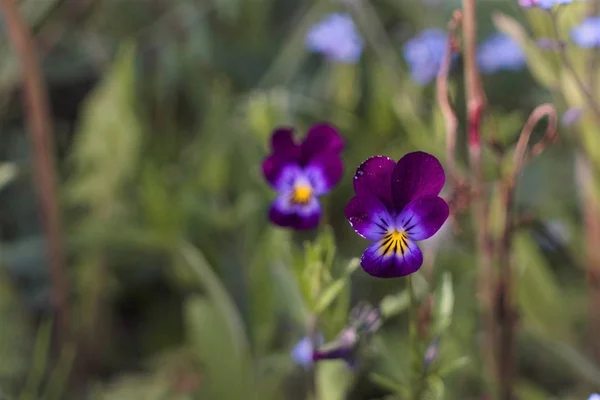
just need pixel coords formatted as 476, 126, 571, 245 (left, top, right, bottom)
477, 34, 526, 74
403, 29, 448, 85
572, 17, 600, 48
291, 334, 324, 367
305, 13, 363, 64
589, 394, 600, 400
520, 0, 580, 8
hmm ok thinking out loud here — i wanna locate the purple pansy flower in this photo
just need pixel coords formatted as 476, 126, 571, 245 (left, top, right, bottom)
477, 33, 526, 74
572, 17, 600, 48
305, 13, 363, 64
403, 29, 448, 85
344, 152, 449, 278
589, 395, 600, 400
262, 123, 344, 230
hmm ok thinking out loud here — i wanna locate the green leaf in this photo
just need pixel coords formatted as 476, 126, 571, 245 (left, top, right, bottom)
431, 273, 454, 335
248, 228, 293, 355
369, 373, 405, 394
314, 258, 358, 315
18, 320, 52, 400
0, 269, 33, 397
185, 296, 252, 399
380, 290, 410, 318
515, 380, 558, 400
513, 233, 574, 342
315, 278, 347, 315
66, 42, 142, 215
0, 163, 17, 192
437, 356, 470, 377
178, 241, 250, 356
541, 339, 600, 386
316, 361, 354, 400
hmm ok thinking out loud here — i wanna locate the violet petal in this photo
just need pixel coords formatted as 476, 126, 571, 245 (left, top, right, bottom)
262, 159, 301, 190
271, 127, 300, 159
345, 195, 393, 240
391, 152, 446, 211
269, 194, 321, 230
360, 239, 423, 278
305, 153, 343, 195
397, 196, 449, 241
300, 123, 344, 164
353, 156, 396, 208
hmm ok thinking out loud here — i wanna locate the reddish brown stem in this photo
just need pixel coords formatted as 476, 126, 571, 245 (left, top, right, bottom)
497, 104, 557, 400
436, 12, 462, 187
461, 0, 496, 391
0, 0, 70, 340
577, 153, 600, 362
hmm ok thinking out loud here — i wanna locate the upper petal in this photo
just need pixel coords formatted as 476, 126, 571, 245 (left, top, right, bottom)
352, 156, 396, 208
305, 153, 343, 195
300, 123, 344, 163
391, 152, 446, 211
262, 159, 301, 190
397, 196, 449, 241
345, 195, 393, 240
360, 239, 423, 278
271, 127, 300, 159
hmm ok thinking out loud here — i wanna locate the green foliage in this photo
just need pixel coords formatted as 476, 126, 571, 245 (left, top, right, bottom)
0, 0, 597, 398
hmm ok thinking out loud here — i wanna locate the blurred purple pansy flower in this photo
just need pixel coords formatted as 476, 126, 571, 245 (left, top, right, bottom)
589, 394, 600, 400
477, 34, 526, 74
520, 0, 578, 8
572, 17, 600, 48
291, 334, 324, 367
345, 152, 449, 278
262, 123, 344, 230
403, 29, 448, 85
305, 13, 363, 63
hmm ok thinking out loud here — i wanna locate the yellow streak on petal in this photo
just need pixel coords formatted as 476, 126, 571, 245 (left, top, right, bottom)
377, 230, 409, 257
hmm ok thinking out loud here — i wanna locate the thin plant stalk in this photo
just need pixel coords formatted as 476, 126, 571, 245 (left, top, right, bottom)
0, 0, 70, 341
461, 0, 496, 389
497, 104, 557, 400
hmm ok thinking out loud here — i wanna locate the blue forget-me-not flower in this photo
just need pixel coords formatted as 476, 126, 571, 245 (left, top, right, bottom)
477, 33, 526, 74
403, 29, 448, 85
572, 17, 600, 48
520, 0, 581, 8
290, 334, 324, 367
305, 13, 363, 63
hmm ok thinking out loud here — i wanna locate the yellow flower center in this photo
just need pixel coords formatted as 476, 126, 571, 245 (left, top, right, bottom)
378, 230, 409, 257
291, 184, 312, 205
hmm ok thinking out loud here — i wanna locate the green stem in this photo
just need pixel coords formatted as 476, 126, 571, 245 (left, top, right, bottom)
407, 275, 420, 400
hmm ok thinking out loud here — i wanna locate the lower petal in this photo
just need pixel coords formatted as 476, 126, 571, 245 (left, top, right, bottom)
360, 240, 423, 278
345, 195, 393, 240
269, 195, 321, 230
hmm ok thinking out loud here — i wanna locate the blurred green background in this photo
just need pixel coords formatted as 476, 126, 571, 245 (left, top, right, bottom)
0, 0, 597, 399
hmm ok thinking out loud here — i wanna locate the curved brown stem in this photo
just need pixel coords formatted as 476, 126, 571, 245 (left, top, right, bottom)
0, 0, 70, 341
497, 103, 558, 400
436, 12, 462, 187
